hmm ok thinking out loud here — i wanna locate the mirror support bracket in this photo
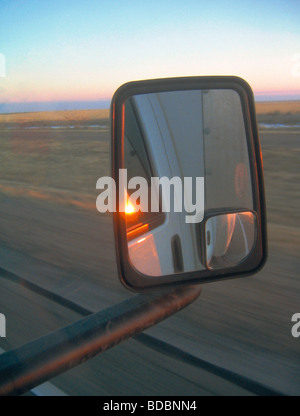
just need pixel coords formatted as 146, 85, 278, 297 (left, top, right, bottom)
0, 285, 201, 396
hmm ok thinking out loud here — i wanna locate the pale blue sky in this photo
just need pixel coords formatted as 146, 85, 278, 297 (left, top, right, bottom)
0, 0, 299, 108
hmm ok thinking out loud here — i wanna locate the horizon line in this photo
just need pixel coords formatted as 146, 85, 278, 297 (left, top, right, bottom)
1, 94, 300, 115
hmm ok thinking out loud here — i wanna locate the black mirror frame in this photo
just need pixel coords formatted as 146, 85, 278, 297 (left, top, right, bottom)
111, 76, 267, 292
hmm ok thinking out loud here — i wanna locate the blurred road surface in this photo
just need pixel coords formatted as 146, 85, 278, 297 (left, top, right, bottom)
0, 128, 299, 395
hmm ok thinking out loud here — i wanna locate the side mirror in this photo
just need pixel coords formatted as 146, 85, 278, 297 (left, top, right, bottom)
110, 76, 267, 291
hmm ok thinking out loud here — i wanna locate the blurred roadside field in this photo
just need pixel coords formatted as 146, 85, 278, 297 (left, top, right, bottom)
0, 101, 299, 394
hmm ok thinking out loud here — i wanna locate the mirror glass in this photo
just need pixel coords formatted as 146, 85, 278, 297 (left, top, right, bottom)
205, 211, 256, 270
123, 89, 256, 277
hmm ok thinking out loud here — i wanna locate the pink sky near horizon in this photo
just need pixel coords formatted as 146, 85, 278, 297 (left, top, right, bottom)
4, 86, 300, 105
2, 72, 300, 104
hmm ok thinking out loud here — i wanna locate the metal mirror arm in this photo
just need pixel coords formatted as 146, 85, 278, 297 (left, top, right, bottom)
0, 285, 201, 396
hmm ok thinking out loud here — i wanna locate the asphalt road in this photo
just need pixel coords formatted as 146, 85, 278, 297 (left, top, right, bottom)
0, 127, 299, 395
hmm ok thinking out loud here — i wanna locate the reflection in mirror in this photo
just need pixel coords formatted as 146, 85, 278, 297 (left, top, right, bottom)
205, 211, 256, 270
123, 89, 255, 277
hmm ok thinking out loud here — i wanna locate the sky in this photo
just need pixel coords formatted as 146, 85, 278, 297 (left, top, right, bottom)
0, 0, 300, 111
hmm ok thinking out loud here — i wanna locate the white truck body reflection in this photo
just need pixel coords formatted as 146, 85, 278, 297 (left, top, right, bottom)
124, 90, 255, 277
